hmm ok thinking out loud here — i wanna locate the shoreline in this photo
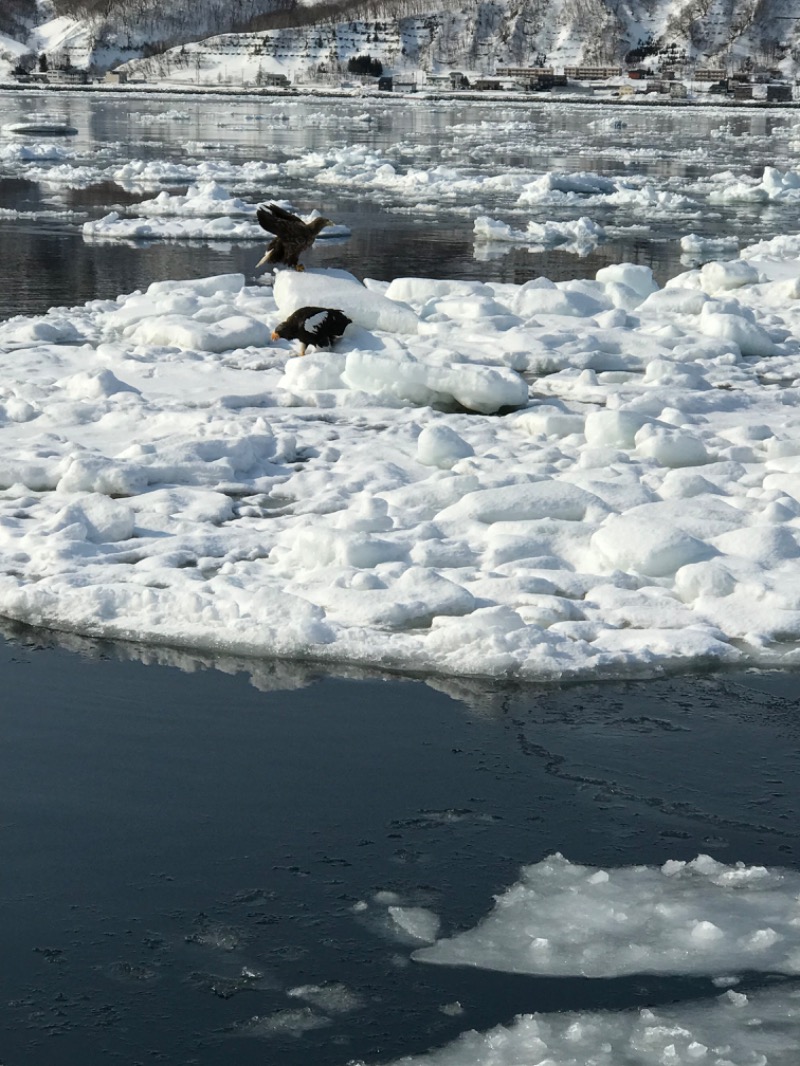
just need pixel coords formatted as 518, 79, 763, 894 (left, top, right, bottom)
1, 79, 799, 109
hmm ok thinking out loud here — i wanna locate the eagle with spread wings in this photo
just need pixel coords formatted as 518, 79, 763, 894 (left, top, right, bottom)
255, 203, 334, 271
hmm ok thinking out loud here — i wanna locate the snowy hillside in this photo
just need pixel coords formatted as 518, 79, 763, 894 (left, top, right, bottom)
3, 0, 800, 80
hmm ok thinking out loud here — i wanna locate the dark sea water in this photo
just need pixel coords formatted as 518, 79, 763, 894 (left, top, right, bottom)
2, 88, 800, 1064
2, 625, 800, 1064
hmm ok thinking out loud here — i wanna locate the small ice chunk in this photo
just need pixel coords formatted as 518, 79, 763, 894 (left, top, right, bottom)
388, 906, 441, 943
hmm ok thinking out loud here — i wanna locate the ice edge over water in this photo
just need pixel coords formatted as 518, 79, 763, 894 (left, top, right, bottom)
360, 854, 800, 1066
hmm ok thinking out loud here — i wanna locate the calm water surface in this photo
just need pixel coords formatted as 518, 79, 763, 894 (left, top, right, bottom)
1, 90, 800, 1064
1, 627, 800, 1064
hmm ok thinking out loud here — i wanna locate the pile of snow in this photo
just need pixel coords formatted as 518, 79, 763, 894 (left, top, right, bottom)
516, 172, 698, 215
0, 246, 799, 678
681, 232, 739, 261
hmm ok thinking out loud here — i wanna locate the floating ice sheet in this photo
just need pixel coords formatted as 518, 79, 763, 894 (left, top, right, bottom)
359, 986, 800, 1066
415, 854, 800, 977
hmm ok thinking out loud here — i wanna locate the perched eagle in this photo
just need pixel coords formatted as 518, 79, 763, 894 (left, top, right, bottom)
255, 203, 334, 270
271, 307, 352, 357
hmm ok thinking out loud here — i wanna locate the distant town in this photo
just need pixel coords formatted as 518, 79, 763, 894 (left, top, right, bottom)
4, 46, 798, 103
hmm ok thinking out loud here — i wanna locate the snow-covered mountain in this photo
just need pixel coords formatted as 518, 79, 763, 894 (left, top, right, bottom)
3, 0, 800, 82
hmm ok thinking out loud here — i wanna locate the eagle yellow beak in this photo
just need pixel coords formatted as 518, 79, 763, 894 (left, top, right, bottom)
271, 331, 280, 341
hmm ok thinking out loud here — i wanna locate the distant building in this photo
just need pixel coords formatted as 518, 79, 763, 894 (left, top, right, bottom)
669, 82, 688, 98
104, 70, 127, 84
12, 71, 49, 84
694, 68, 727, 82
767, 83, 792, 102
378, 76, 393, 91
563, 66, 623, 80
47, 69, 89, 84
497, 67, 566, 91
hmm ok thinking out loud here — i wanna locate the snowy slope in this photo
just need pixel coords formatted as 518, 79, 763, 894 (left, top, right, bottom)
3, 0, 800, 80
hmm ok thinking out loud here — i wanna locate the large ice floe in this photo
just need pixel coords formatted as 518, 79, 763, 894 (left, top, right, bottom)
357, 854, 800, 1066
6, 243, 800, 678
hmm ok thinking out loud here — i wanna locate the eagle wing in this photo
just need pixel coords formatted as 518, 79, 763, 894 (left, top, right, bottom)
303, 310, 331, 338
256, 203, 309, 241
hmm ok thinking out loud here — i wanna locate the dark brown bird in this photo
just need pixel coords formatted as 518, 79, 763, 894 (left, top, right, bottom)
271, 307, 352, 357
255, 203, 333, 271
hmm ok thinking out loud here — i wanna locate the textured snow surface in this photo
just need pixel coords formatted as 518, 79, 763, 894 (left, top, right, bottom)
3, 236, 800, 677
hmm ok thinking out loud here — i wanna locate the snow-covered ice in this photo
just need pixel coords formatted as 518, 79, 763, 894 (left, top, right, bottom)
415, 853, 800, 976
360, 986, 800, 1066
4, 239, 800, 678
